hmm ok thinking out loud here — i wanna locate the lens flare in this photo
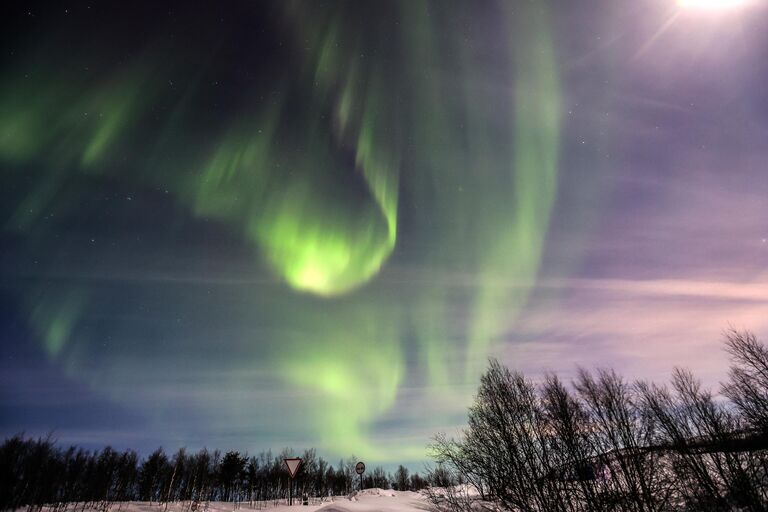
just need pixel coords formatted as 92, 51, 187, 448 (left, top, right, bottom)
677, 0, 750, 8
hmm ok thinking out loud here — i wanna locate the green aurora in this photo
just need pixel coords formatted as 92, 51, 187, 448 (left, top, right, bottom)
0, 1, 561, 460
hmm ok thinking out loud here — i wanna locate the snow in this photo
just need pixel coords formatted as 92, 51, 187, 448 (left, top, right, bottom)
32, 490, 433, 512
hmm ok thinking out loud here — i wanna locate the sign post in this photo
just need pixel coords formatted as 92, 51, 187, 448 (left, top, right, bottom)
355, 461, 365, 491
284, 458, 302, 505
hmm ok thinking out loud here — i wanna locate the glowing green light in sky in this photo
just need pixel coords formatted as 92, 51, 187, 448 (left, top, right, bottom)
1, 0, 563, 463
0, 67, 147, 169
253, 178, 395, 296
278, 301, 407, 458
27, 288, 86, 358
0, 61, 152, 231
395, 0, 562, 387
191, 80, 399, 296
466, 3, 562, 378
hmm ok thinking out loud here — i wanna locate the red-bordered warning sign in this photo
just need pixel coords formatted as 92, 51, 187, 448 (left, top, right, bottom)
284, 457, 302, 479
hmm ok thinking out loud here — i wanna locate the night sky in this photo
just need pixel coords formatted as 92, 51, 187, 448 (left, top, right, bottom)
1, 0, 767, 467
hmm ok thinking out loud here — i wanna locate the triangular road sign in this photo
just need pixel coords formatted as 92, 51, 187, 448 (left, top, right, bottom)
284, 457, 302, 478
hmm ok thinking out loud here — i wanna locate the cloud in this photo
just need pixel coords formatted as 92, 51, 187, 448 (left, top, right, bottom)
501, 276, 768, 387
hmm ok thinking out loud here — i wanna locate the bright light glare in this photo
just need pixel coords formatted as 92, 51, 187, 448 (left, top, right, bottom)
677, 0, 749, 8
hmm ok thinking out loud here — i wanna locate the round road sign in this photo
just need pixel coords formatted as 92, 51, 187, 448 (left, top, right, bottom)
355, 461, 365, 475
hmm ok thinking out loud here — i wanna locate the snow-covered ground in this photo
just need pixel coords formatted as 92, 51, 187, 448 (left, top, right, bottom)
45, 489, 434, 512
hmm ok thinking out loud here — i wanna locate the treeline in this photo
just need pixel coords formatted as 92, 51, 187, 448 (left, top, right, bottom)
427, 330, 768, 511
0, 440, 428, 511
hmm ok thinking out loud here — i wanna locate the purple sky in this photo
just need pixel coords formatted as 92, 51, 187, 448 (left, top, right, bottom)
0, 0, 766, 467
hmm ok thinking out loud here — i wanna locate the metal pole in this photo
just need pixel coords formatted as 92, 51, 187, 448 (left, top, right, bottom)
360, 473, 363, 491
290, 478, 293, 506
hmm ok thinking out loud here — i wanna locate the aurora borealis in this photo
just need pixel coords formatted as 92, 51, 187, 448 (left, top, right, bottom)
2, 0, 768, 466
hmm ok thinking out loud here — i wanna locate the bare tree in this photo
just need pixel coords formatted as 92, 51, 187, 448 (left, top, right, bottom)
428, 332, 768, 512
430, 360, 571, 511
722, 329, 768, 434
540, 374, 605, 512
574, 368, 664, 511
